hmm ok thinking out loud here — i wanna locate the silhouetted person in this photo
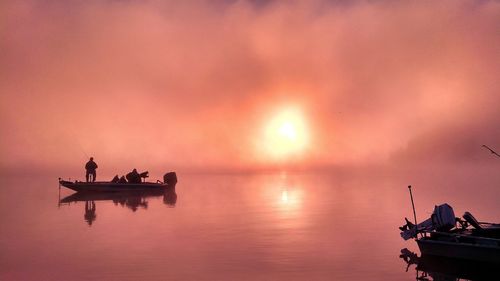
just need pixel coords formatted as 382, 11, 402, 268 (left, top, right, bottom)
85, 157, 98, 182
126, 168, 141, 183
84, 201, 97, 226
111, 175, 120, 183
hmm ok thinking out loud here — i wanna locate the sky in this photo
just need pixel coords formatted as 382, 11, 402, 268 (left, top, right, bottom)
1, 0, 499, 173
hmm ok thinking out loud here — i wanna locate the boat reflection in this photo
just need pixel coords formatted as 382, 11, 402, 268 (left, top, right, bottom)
400, 248, 500, 281
59, 185, 177, 226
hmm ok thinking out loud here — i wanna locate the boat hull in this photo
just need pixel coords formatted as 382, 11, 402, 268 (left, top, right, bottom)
412, 253, 500, 279
417, 238, 500, 263
59, 189, 169, 203
59, 180, 171, 192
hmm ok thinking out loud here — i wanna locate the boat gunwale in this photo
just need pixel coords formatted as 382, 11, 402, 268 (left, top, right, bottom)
417, 236, 500, 250
59, 180, 173, 192
59, 180, 166, 185
427, 230, 500, 243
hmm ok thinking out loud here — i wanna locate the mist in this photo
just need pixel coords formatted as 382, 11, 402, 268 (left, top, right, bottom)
1, 0, 499, 174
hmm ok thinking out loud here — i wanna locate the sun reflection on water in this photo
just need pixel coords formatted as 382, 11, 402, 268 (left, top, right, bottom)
277, 187, 303, 213
281, 190, 289, 203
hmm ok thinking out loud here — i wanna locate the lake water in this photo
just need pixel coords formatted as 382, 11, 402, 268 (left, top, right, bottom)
1, 165, 499, 280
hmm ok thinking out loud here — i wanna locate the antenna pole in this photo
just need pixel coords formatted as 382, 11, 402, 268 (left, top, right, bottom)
58, 178, 61, 208
408, 185, 418, 236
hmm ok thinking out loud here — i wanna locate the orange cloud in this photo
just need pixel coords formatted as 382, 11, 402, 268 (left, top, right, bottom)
1, 0, 499, 173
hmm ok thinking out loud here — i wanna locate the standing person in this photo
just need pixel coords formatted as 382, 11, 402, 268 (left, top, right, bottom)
85, 157, 98, 182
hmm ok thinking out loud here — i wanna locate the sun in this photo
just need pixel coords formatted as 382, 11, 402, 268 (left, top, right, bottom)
260, 107, 309, 160
278, 122, 297, 140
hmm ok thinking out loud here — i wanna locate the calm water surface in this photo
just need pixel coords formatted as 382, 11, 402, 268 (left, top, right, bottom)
1, 166, 499, 280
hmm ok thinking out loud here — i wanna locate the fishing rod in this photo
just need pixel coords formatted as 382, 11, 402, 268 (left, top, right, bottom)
66, 126, 90, 159
75, 137, 89, 159
482, 144, 500, 158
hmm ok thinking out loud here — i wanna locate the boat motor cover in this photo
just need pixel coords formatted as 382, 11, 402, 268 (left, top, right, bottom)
432, 203, 456, 231
164, 172, 177, 185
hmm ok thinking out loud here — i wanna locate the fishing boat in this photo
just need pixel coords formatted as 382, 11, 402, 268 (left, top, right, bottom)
416, 231, 500, 263
59, 188, 167, 203
59, 185, 177, 208
400, 186, 500, 264
59, 172, 177, 192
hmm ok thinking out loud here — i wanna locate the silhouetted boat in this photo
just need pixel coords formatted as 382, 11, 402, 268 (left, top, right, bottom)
400, 203, 500, 263
59, 188, 167, 203
417, 232, 500, 263
59, 172, 177, 192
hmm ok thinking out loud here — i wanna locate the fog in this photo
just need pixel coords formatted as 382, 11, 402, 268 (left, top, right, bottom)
1, 0, 499, 173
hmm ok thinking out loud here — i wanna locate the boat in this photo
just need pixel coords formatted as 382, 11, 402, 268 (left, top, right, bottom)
59, 172, 177, 192
59, 188, 168, 203
400, 203, 500, 263
416, 232, 500, 263
59, 186, 177, 208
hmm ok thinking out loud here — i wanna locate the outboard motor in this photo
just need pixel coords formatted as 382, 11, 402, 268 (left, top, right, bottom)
401, 203, 456, 240
163, 172, 178, 185
432, 203, 456, 231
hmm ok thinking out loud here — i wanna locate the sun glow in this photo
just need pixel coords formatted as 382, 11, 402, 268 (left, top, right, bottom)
278, 122, 297, 140
260, 107, 309, 160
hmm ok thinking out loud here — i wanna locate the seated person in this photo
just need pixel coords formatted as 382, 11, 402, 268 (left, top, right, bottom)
126, 169, 142, 183
111, 175, 120, 183
118, 176, 127, 183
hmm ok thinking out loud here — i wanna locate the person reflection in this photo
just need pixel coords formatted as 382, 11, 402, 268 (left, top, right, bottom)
84, 201, 97, 226
163, 185, 177, 207
113, 195, 148, 212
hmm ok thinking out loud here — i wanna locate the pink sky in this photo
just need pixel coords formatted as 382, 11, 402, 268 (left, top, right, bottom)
1, 0, 499, 173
